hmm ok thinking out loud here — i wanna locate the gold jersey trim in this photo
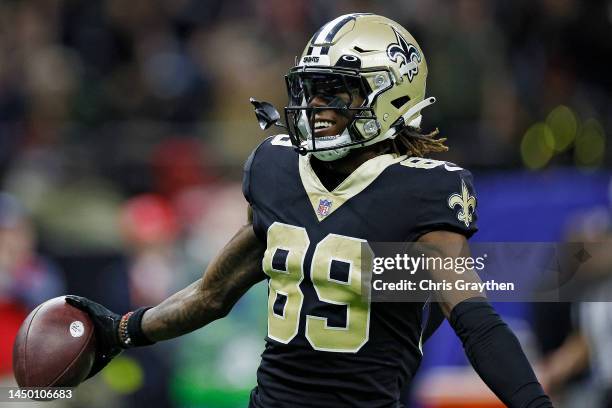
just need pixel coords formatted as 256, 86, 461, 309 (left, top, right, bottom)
299, 153, 407, 221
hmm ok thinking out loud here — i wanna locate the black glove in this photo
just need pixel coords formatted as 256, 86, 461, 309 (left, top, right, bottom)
65, 295, 124, 379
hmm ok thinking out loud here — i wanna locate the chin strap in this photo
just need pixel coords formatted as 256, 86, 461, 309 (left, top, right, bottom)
307, 127, 353, 162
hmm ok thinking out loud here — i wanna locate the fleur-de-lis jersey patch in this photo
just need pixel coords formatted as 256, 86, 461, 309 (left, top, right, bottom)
448, 179, 477, 228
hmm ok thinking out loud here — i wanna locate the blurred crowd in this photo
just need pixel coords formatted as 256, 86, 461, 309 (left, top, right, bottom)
1, 0, 611, 407
1, 0, 611, 178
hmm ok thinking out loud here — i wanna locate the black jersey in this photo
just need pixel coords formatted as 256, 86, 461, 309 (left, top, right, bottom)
243, 135, 478, 408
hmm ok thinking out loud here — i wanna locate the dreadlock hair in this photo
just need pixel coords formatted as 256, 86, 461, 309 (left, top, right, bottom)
384, 126, 448, 157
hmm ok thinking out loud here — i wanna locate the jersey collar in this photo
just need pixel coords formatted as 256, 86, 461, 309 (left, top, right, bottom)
299, 153, 407, 222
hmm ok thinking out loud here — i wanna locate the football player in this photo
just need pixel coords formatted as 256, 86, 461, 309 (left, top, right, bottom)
66, 14, 553, 408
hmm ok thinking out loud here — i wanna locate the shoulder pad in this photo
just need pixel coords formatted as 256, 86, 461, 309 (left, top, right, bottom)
399, 157, 478, 238
242, 134, 296, 204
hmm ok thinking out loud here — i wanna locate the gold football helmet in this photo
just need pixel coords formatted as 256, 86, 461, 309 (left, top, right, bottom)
285, 13, 436, 161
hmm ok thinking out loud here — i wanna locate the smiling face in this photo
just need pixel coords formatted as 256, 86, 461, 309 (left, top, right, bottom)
285, 70, 372, 161
287, 71, 367, 141
308, 92, 365, 139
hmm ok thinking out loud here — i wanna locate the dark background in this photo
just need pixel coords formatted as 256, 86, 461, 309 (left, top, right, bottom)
1, 1, 611, 407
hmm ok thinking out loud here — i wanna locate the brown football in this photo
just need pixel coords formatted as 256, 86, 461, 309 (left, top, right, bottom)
13, 296, 96, 387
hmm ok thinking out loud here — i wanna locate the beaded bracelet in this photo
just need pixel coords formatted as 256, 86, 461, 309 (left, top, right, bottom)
117, 307, 155, 348
119, 311, 134, 347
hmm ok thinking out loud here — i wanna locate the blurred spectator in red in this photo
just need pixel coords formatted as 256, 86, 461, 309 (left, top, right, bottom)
0, 192, 65, 377
151, 138, 217, 199
111, 193, 183, 407
120, 193, 180, 306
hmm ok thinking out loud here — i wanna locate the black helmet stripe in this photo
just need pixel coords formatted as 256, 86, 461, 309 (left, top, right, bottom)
309, 13, 372, 57
310, 25, 325, 44
322, 15, 354, 42
306, 24, 325, 56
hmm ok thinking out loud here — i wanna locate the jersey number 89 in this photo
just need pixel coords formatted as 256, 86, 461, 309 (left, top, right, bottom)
262, 222, 373, 353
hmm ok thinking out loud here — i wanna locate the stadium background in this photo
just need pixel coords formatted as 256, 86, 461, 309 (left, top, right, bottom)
1, 0, 610, 407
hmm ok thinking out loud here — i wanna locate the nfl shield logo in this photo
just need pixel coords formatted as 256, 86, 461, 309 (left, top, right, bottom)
317, 198, 333, 217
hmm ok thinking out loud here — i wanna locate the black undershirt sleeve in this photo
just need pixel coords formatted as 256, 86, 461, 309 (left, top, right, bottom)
449, 299, 554, 408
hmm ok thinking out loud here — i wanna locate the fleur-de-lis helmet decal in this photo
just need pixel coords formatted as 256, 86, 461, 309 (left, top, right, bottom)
386, 27, 422, 82
448, 180, 476, 228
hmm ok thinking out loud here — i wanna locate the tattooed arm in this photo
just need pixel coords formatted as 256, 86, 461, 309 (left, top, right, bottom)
142, 220, 266, 341
66, 209, 266, 378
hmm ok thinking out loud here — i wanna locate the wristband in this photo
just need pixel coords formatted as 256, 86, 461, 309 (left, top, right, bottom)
118, 307, 155, 348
